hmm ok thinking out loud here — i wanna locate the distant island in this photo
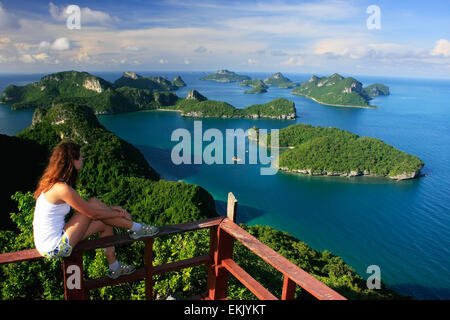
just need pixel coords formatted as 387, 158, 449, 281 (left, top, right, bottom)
291, 73, 389, 108
200, 69, 251, 82
164, 90, 296, 119
252, 123, 424, 180
114, 71, 186, 91
264, 72, 299, 88
239, 79, 268, 94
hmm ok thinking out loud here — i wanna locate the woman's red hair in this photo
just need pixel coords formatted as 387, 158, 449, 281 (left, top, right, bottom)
34, 140, 81, 199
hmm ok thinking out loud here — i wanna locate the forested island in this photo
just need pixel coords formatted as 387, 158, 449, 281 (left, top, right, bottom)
0, 71, 179, 114
238, 72, 297, 94
200, 69, 251, 82
114, 71, 186, 91
264, 72, 299, 88
239, 79, 268, 94
291, 73, 389, 108
253, 124, 423, 180
167, 90, 296, 119
0, 100, 403, 299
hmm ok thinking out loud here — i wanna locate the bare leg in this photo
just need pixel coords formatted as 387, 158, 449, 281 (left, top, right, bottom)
88, 198, 133, 230
82, 198, 133, 265
64, 197, 133, 265
81, 219, 117, 264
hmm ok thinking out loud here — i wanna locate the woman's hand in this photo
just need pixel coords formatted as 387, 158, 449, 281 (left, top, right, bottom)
111, 206, 132, 221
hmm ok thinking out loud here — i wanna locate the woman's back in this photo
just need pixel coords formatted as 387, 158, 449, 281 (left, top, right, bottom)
33, 186, 71, 253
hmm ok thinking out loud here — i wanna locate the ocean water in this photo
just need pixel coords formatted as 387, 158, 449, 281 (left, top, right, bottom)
1, 71, 449, 299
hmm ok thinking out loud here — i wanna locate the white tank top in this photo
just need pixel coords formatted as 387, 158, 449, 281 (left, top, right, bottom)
33, 192, 71, 253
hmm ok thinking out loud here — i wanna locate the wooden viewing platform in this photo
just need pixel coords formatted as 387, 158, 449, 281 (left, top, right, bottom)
0, 192, 346, 300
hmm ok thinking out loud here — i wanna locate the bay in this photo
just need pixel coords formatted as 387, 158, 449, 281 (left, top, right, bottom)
1, 71, 449, 299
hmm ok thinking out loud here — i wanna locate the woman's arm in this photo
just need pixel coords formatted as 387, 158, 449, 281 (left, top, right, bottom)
56, 183, 126, 221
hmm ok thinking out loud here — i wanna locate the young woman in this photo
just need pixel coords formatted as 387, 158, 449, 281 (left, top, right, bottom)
33, 140, 159, 279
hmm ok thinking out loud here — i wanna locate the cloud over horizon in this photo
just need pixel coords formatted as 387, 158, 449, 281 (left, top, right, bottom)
0, 0, 448, 78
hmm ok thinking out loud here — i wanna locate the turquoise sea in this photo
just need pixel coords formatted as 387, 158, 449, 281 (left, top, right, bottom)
1, 71, 449, 299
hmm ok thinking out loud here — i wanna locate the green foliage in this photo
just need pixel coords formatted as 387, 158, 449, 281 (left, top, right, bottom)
114, 73, 179, 91
264, 124, 424, 178
171, 97, 295, 119
200, 70, 251, 82
239, 79, 268, 94
363, 84, 390, 97
0, 191, 65, 300
263, 72, 298, 88
292, 73, 378, 107
0, 71, 179, 114
17, 102, 160, 195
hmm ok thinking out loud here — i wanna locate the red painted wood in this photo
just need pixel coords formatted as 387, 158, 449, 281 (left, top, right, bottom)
63, 252, 88, 300
209, 226, 235, 300
0, 248, 42, 265
219, 218, 346, 300
222, 258, 278, 300
281, 276, 296, 300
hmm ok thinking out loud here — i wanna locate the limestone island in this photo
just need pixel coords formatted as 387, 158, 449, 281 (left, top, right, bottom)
200, 69, 251, 82
291, 73, 389, 108
0, 70, 179, 114
251, 123, 424, 180
162, 90, 296, 119
264, 72, 299, 88
239, 79, 268, 94
114, 71, 185, 91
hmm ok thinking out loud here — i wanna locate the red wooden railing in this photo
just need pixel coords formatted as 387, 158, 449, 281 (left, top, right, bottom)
0, 192, 346, 300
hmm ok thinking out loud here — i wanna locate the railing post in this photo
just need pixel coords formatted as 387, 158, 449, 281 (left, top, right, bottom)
144, 238, 154, 300
281, 276, 296, 300
227, 192, 237, 223
208, 192, 237, 300
63, 251, 88, 300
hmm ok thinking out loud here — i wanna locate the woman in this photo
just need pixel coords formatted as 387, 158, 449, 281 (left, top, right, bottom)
33, 140, 159, 279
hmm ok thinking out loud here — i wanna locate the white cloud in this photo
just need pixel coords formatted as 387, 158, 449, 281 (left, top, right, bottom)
159, 58, 168, 64
184, 58, 191, 65
431, 39, 450, 57
50, 37, 71, 51
281, 56, 305, 66
39, 41, 51, 49
19, 54, 35, 63
33, 52, 50, 62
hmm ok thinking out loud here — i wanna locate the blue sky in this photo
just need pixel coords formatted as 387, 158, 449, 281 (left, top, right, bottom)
0, 0, 449, 78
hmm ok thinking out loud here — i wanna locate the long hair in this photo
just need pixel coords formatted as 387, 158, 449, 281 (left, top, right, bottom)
34, 140, 81, 199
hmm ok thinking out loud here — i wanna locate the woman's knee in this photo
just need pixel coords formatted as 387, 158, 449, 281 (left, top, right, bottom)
101, 221, 114, 236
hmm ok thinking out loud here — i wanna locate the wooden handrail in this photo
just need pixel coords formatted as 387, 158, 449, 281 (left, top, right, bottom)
0, 248, 42, 265
218, 218, 346, 300
73, 216, 224, 253
222, 258, 278, 300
